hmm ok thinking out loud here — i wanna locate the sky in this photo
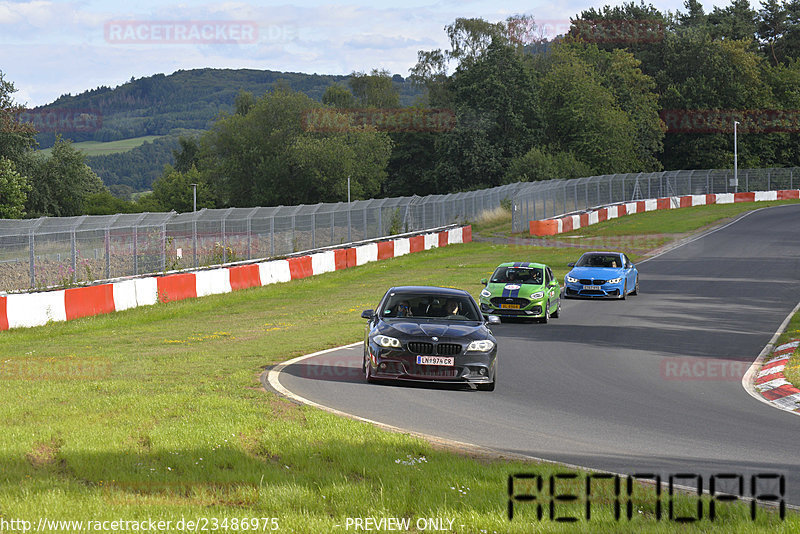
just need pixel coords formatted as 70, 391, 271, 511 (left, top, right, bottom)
1, 0, 731, 107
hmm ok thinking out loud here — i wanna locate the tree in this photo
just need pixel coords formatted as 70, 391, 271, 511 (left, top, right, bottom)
322, 84, 356, 108
0, 157, 30, 218
538, 46, 641, 174
707, 0, 758, 41
172, 135, 200, 172
150, 165, 215, 213
0, 70, 37, 163
197, 87, 391, 206
348, 70, 400, 108
758, 0, 788, 63
23, 137, 107, 217
506, 147, 594, 183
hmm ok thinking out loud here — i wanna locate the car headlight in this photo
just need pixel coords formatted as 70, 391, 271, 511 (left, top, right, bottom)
373, 335, 401, 348
566, 276, 578, 283
607, 277, 622, 284
530, 291, 544, 299
467, 339, 495, 352
480, 288, 491, 298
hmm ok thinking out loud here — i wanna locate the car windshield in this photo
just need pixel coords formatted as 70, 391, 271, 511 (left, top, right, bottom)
490, 267, 543, 285
575, 254, 623, 268
380, 293, 480, 321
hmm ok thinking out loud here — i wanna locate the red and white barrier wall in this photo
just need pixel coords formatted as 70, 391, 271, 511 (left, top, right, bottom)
0, 226, 472, 331
529, 190, 800, 236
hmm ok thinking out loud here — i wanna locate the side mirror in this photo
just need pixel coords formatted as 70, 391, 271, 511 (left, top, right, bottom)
361, 309, 374, 319
567, 262, 575, 268
481, 278, 488, 286
627, 263, 634, 269
486, 315, 501, 325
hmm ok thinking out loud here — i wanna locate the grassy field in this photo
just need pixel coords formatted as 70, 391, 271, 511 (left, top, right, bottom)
0, 204, 796, 532
39, 136, 163, 157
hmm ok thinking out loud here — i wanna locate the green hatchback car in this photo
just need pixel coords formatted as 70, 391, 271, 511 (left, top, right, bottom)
479, 262, 561, 323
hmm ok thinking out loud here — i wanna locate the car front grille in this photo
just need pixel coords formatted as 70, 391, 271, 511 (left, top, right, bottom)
407, 342, 462, 355
579, 279, 606, 285
490, 297, 529, 307
407, 365, 460, 378
407, 342, 434, 354
437, 343, 462, 355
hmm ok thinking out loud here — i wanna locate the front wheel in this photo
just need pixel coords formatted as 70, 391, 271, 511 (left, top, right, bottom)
620, 282, 627, 300
539, 302, 550, 323
551, 299, 561, 318
630, 276, 639, 295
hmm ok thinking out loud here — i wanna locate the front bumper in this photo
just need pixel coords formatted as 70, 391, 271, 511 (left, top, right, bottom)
479, 299, 546, 318
563, 282, 622, 298
368, 345, 496, 384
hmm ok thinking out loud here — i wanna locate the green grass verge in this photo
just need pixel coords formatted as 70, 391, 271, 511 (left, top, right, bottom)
776, 310, 800, 388
0, 231, 794, 531
558, 199, 800, 238
39, 136, 164, 157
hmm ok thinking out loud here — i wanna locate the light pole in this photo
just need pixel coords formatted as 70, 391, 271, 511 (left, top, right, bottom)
191, 183, 197, 212
733, 121, 739, 193
347, 175, 351, 242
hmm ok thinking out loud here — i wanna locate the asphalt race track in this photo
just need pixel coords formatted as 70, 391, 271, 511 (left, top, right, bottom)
273, 203, 800, 505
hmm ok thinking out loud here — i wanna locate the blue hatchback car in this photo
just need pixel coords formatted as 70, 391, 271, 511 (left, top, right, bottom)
564, 251, 639, 299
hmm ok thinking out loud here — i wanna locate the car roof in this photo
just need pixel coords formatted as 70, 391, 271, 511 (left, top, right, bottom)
495, 262, 547, 268
581, 251, 623, 256
388, 286, 471, 297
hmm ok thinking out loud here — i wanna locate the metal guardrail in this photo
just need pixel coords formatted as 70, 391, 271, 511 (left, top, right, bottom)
0, 166, 795, 292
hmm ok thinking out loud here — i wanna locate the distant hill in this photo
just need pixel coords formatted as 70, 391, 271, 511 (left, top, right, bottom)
33, 68, 426, 148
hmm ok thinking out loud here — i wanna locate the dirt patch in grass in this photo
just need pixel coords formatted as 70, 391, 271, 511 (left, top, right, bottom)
26, 437, 63, 468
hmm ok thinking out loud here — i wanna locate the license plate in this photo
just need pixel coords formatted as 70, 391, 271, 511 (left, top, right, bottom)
500, 303, 520, 309
416, 356, 454, 366
584, 285, 601, 290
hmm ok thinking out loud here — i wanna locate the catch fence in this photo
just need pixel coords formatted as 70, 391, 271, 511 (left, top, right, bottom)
0, 166, 795, 292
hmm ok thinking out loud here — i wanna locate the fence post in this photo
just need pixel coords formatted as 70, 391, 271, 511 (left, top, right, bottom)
291, 213, 295, 253
377, 207, 382, 237
161, 224, 167, 272
312, 212, 316, 249
247, 215, 252, 260
767, 170, 771, 191
192, 218, 198, 268
29, 232, 35, 288
270, 216, 275, 256
330, 210, 335, 246
363, 207, 367, 239
222, 218, 228, 263
71, 230, 77, 284
104, 228, 111, 279
133, 226, 138, 276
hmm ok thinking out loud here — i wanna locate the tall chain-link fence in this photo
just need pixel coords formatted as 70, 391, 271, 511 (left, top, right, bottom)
510, 167, 798, 233
0, 184, 521, 292
1, 166, 795, 292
